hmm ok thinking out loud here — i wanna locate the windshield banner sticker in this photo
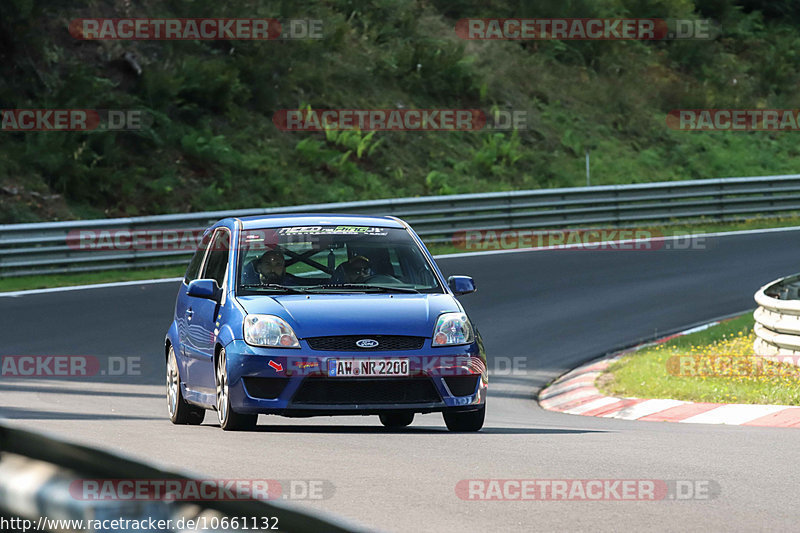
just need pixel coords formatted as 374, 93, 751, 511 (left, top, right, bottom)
277, 226, 388, 236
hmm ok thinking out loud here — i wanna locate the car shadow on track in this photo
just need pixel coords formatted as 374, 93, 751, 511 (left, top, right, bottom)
488, 389, 540, 400
0, 407, 162, 421
198, 423, 606, 435
0, 383, 161, 399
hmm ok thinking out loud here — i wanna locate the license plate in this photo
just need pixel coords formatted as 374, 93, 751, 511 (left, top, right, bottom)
327, 358, 410, 377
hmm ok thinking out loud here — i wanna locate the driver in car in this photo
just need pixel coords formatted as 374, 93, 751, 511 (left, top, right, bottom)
343, 255, 372, 283
242, 249, 290, 285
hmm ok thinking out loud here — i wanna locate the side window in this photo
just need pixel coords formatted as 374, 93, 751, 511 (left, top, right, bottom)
184, 231, 213, 284
202, 229, 230, 288
395, 246, 417, 280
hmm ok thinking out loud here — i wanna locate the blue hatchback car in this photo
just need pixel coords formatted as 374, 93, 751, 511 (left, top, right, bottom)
165, 215, 487, 431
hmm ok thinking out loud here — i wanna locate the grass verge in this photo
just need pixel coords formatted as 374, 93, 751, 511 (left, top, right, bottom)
0, 266, 186, 292
598, 314, 800, 406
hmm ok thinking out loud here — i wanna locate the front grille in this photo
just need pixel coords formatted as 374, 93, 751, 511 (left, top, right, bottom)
243, 377, 290, 399
443, 375, 480, 396
306, 335, 425, 351
292, 377, 441, 405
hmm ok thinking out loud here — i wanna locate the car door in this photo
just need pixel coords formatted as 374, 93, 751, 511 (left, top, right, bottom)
184, 227, 230, 394
176, 231, 213, 363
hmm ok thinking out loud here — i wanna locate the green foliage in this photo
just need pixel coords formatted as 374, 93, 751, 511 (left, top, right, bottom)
472, 132, 523, 174
599, 313, 800, 406
180, 130, 239, 166
425, 170, 454, 195
324, 128, 383, 159
3, 0, 800, 221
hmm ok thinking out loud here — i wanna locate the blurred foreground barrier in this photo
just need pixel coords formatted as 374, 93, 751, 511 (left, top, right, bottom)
0, 422, 366, 533
3, 174, 800, 277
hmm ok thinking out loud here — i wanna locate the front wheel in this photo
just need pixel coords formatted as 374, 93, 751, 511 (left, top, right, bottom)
443, 405, 485, 432
167, 345, 205, 425
216, 348, 257, 431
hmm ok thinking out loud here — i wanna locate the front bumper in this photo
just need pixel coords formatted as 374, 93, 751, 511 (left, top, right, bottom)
223, 339, 487, 416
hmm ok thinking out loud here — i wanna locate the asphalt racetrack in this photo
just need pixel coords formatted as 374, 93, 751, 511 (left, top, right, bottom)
2, 229, 799, 532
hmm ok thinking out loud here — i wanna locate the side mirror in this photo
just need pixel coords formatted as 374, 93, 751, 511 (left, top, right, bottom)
187, 279, 220, 301
448, 275, 476, 295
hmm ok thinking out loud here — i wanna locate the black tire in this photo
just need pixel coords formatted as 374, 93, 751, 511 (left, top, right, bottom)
216, 347, 258, 431
443, 405, 485, 432
167, 345, 205, 425
379, 412, 415, 428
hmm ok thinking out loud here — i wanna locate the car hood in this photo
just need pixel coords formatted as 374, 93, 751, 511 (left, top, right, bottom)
236, 293, 460, 338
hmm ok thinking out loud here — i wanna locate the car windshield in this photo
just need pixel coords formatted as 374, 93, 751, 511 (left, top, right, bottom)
237, 225, 443, 294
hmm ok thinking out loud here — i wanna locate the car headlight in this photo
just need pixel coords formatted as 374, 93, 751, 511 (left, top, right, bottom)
243, 314, 300, 348
432, 312, 474, 347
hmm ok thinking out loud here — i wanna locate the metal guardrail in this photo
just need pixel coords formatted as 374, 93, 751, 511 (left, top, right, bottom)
0, 422, 367, 533
3, 174, 800, 277
753, 274, 800, 356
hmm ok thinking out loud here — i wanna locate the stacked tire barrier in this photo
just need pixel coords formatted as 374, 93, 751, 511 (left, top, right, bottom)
753, 274, 800, 357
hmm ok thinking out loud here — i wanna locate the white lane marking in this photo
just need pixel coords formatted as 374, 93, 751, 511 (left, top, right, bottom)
540, 388, 597, 408
681, 404, 788, 425
3, 223, 799, 297
434, 225, 800, 260
0, 277, 183, 298
564, 396, 621, 415
605, 399, 686, 420
539, 375, 600, 399
560, 364, 608, 381
676, 322, 720, 335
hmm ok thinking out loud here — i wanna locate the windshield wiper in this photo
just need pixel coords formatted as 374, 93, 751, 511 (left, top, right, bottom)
239, 284, 308, 294
310, 284, 420, 294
